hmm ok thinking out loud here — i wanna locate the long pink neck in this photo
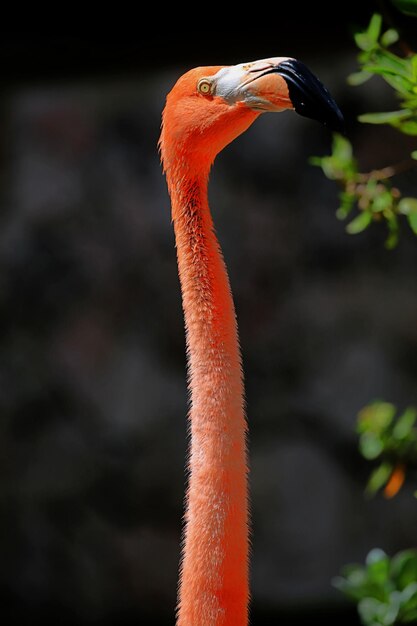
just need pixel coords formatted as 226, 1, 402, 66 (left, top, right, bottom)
168, 169, 249, 626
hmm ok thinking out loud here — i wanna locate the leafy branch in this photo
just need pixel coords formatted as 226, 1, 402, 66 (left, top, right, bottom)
311, 134, 417, 247
311, 13, 417, 247
328, 10, 417, 626
350, 13, 417, 136
333, 548, 417, 626
356, 400, 417, 498
334, 400, 417, 625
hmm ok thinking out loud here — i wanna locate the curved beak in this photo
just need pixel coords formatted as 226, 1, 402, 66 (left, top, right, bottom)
215, 57, 344, 133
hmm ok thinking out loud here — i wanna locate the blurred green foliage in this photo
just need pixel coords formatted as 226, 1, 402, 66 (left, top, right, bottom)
311, 134, 417, 247
334, 548, 417, 625
349, 13, 417, 136
357, 401, 417, 496
321, 8, 417, 626
311, 13, 417, 247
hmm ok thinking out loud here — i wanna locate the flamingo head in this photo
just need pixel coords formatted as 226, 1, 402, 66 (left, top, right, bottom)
160, 57, 344, 172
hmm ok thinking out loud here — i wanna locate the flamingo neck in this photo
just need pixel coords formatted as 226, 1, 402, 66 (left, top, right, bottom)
168, 166, 249, 626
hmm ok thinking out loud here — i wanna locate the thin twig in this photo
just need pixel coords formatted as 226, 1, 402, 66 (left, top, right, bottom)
356, 158, 416, 182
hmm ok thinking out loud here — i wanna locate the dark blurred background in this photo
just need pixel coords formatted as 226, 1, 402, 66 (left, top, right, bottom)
1, 8, 417, 626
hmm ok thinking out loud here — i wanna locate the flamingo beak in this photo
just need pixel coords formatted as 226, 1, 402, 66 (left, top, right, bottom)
258, 58, 345, 132
216, 57, 344, 133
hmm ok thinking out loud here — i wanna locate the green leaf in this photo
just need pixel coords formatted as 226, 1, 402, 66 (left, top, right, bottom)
381, 72, 416, 96
355, 32, 377, 52
348, 71, 373, 86
367, 548, 388, 566
346, 211, 372, 234
390, 0, 417, 17
385, 591, 402, 625
367, 49, 414, 80
397, 120, 417, 136
358, 109, 413, 125
371, 191, 393, 213
398, 197, 417, 215
391, 550, 417, 590
382, 590, 402, 625
385, 229, 399, 250
320, 158, 344, 180
400, 582, 417, 609
358, 402, 396, 433
331, 575, 349, 591
348, 568, 371, 588
332, 571, 368, 600
342, 562, 367, 578
392, 408, 417, 439
337, 191, 356, 220
385, 212, 399, 250
358, 597, 386, 626
360, 432, 384, 459
309, 156, 323, 167
408, 211, 417, 234
333, 567, 373, 601
368, 14, 383, 42
403, 97, 417, 111
411, 54, 417, 82
381, 29, 400, 47
411, 150, 417, 160
366, 463, 393, 494
332, 133, 355, 167
361, 64, 412, 83
367, 552, 390, 586
311, 135, 357, 182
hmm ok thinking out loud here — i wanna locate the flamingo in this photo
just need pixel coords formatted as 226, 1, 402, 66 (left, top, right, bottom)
159, 57, 343, 626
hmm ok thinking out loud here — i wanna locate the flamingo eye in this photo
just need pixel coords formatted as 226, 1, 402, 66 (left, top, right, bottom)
197, 79, 212, 95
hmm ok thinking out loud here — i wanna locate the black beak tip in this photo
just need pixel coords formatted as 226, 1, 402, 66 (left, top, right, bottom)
325, 104, 345, 135
277, 59, 345, 134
